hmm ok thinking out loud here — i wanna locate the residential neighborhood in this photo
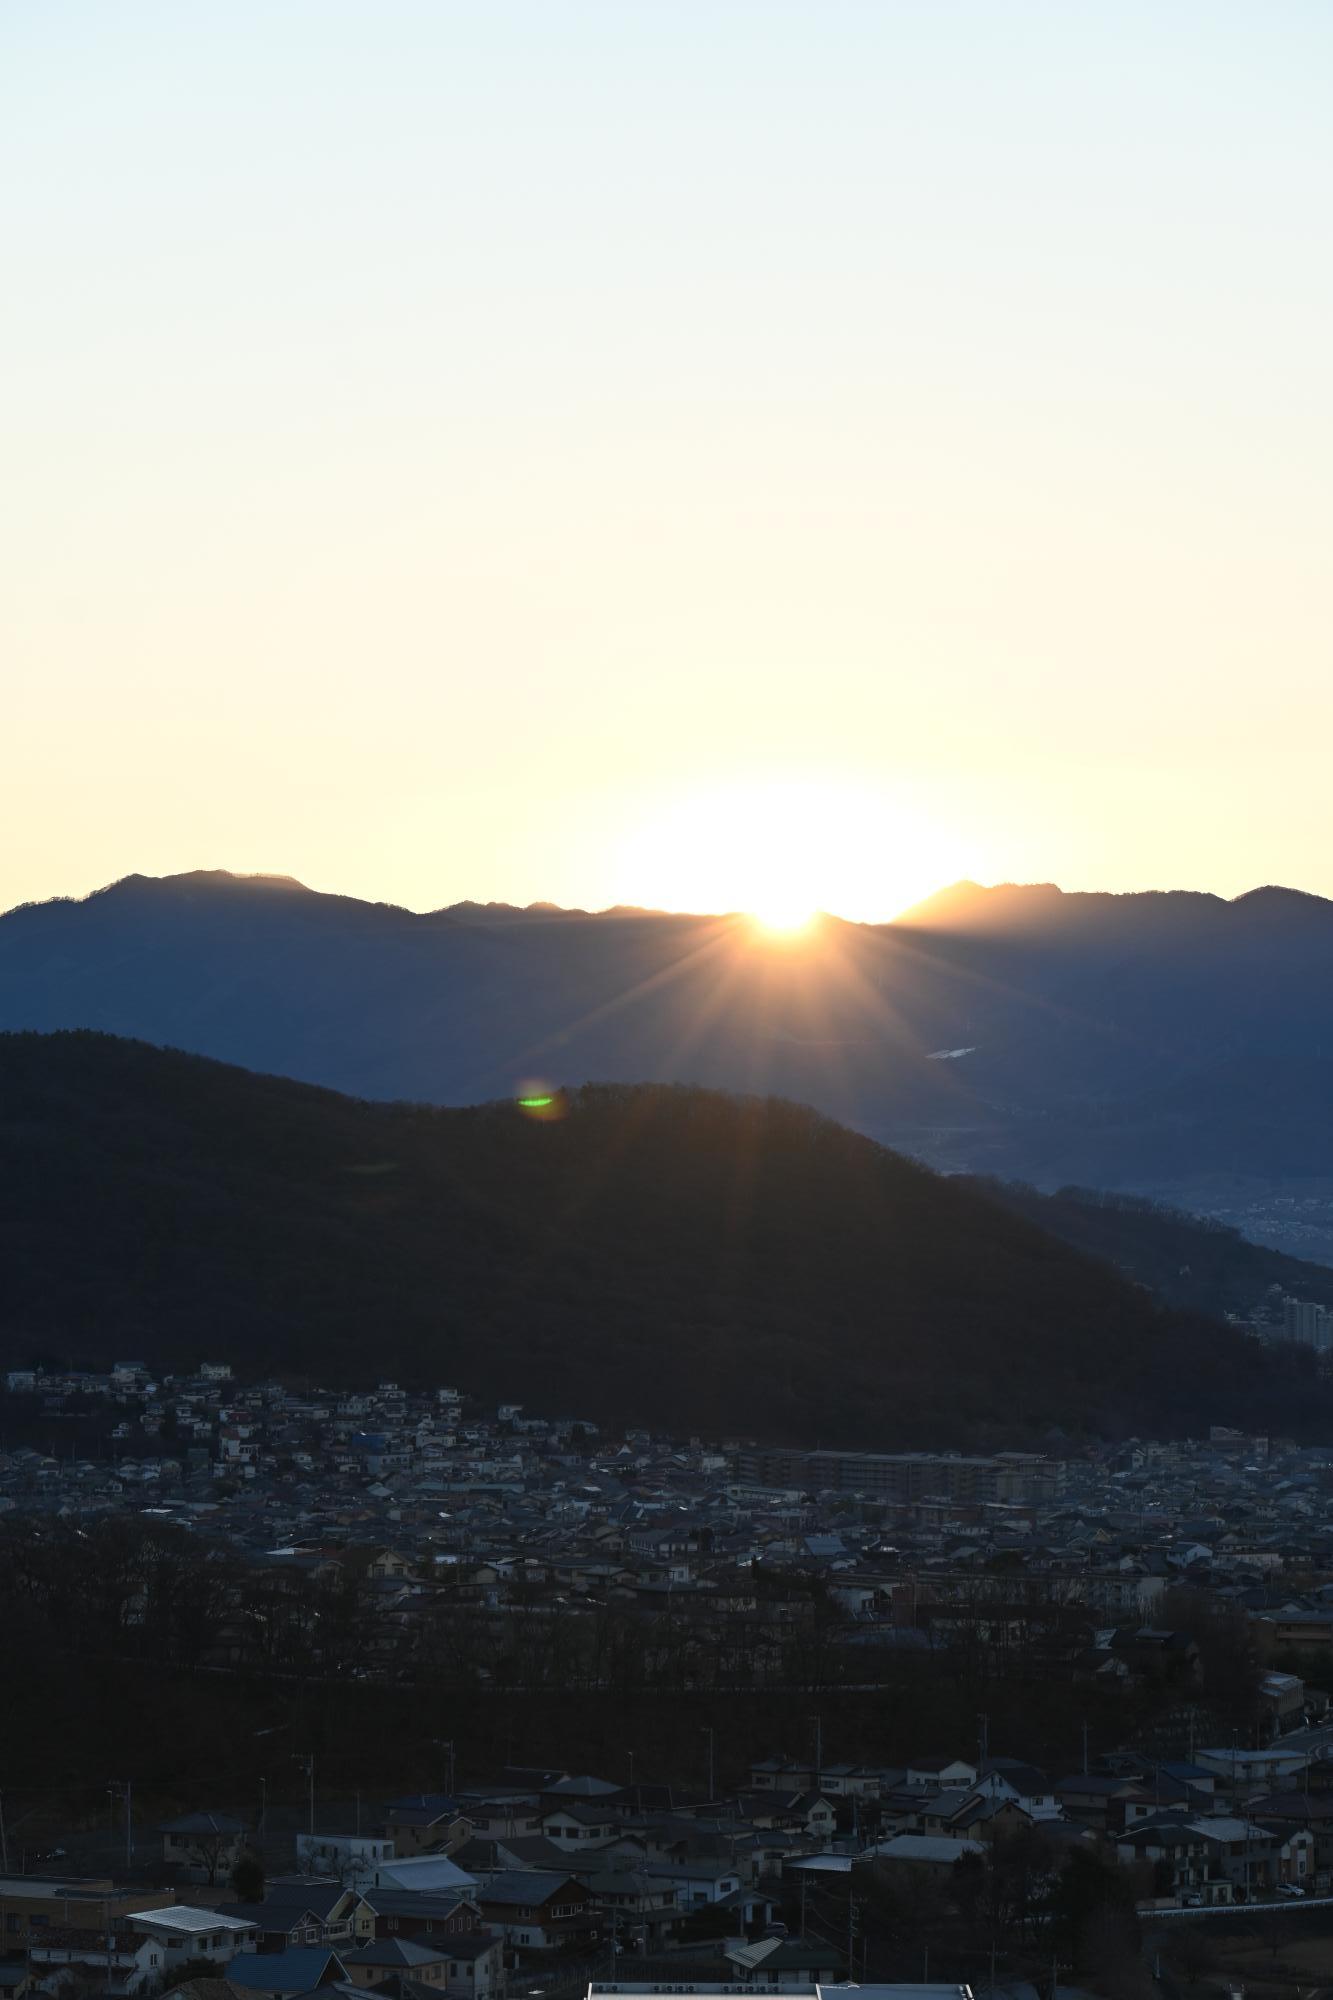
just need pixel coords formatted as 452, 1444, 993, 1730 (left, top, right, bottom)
7, 1365, 1333, 1668
10, 1367, 1333, 1998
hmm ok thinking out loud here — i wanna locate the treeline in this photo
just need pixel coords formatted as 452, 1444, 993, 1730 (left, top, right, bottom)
0, 1516, 1264, 1817
805, 1837, 1150, 1996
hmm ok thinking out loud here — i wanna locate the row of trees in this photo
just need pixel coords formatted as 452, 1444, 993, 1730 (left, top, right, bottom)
0, 1516, 1258, 1711
0, 1513, 1272, 1830
779, 1837, 1150, 1998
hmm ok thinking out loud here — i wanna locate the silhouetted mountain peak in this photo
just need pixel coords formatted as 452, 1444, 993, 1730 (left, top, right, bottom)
439, 898, 593, 925
1231, 884, 1333, 919
894, 880, 1065, 930
98, 868, 313, 899
895, 878, 1245, 938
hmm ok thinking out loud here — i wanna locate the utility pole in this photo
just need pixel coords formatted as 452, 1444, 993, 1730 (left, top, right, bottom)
108, 1783, 132, 1871
809, 1715, 822, 1783
800, 1872, 808, 1940
702, 1727, 716, 1801
259, 1776, 267, 1842
978, 1713, 990, 1767
1243, 1811, 1251, 1901
1081, 1720, 1089, 1777
295, 1753, 315, 1835
846, 1897, 858, 1980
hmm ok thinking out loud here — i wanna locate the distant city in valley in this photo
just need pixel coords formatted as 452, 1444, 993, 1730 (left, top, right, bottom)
7, 1363, 1333, 2000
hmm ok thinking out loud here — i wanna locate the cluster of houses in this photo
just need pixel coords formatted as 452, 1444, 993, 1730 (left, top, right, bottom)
10, 1373, 1333, 1675
13, 1730, 1333, 2000
0, 1770, 836, 2000
10, 1371, 1333, 1990
745, 1735, 1333, 1905
13, 1372, 1333, 1722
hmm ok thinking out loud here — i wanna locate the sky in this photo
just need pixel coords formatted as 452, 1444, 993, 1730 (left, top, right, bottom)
4, 1, 1332, 924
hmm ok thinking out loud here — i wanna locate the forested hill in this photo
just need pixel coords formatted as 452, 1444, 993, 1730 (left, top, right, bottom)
960, 1178, 1333, 1319
1, 1031, 1325, 1448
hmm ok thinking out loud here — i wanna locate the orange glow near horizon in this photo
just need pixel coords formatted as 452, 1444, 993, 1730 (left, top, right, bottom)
750, 901, 818, 936
613, 777, 981, 929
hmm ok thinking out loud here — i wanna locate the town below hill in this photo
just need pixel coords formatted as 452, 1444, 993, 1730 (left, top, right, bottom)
5, 1369, 1333, 2000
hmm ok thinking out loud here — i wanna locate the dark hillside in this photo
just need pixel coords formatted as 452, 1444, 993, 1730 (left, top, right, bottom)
0, 1031, 1323, 1446
963, 1179, 1333, 1319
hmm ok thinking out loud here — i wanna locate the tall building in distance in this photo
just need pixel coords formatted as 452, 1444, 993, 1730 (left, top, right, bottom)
1281, 1296, 1333, 1350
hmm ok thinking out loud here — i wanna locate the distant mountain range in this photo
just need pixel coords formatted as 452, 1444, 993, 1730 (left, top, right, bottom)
3, 869, 1333, 1239
2, 1030, 1325, 1445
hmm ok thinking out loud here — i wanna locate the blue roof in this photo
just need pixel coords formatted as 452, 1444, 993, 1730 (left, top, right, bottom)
227, 1949, 345, 1993
344, 1939, 445, 1967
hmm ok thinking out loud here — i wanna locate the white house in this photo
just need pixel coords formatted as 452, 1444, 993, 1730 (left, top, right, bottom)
540, 1805, 619, 1851
295, 1833, 395, 1883
28, 1931, 163, 1995
904, 1760, 978, 1791
1195, 1746, 1310, 1789
124, 1906, 259, 1970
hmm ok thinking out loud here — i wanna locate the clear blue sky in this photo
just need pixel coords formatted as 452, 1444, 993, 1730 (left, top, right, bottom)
4, 2, 1332, 919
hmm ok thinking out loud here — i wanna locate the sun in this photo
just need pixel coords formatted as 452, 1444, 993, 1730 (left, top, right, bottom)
750, 898, 817, 935
614, 776, 979, 925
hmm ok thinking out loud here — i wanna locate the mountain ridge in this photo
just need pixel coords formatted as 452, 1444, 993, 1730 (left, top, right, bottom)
11, 867, 1331, 927
6, 868, 1333, 1229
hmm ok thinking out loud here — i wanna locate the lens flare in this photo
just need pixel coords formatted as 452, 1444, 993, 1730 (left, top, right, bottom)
516, 1081, 566, 1120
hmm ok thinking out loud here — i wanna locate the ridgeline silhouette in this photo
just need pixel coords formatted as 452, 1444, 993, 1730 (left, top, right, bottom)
1, 1030, 1326, 1447
6, 871, 1333, 1212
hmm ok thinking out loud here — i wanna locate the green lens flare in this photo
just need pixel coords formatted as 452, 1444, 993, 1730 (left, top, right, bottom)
518, 1094, 554, 1109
